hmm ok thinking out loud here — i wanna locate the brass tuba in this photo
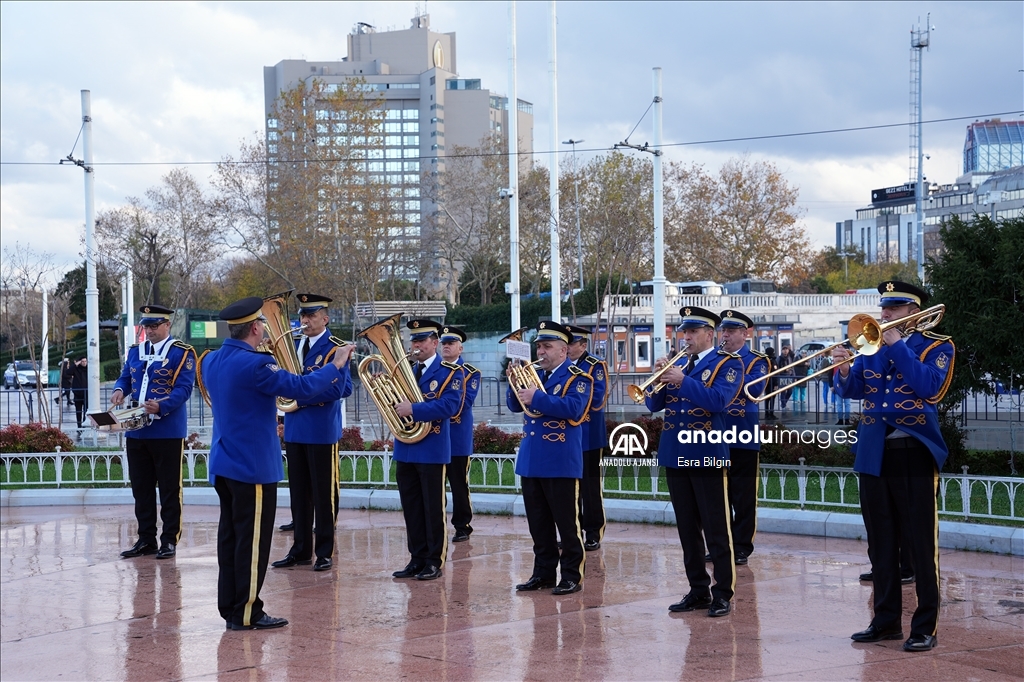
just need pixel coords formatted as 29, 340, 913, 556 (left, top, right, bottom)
500, 327, 545, 418
257, 290, 307, 413
356, 313, 430, 444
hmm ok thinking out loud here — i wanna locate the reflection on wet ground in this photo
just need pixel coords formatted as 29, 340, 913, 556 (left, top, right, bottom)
1, 505, 1021, 680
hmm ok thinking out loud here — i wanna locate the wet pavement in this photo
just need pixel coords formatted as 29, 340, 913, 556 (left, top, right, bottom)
1, 505, 1021, 681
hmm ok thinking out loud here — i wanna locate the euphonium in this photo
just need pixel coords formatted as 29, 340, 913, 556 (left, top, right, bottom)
257, 290, 307, 413
499, 327, 545, 418
356, 313, 430, 444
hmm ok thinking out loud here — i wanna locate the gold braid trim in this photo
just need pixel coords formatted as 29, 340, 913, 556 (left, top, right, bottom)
920, 338, 956, 404
562, 374, 594, 427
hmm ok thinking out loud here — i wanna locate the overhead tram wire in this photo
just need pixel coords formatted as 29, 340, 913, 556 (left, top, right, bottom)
3, 110, 1020, 168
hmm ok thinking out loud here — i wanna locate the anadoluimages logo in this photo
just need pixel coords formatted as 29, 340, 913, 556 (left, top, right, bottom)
609, 422, 649, 458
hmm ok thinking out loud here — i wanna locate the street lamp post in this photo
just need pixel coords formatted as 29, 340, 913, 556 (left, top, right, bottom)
561, 139, 584, 298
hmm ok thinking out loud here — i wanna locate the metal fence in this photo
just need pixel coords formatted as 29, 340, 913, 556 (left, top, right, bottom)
3, 449, 1021, 523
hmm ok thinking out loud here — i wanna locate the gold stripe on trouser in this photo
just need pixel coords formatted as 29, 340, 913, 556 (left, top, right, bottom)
572, 479, 586, 580
751, 452, 760, 545
439, 464, 448, 568
931, 468, 940, 636
332, 443, 339, 524
465, 456, 473, 517
175, 439, 184, 544
243, 484, 264, 627
722, 469, 736, 594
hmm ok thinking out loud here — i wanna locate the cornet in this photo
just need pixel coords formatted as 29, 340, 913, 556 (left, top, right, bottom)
626, 344, 693, 403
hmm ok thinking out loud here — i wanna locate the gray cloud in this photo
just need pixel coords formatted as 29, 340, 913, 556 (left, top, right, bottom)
1, 1, 1020, 281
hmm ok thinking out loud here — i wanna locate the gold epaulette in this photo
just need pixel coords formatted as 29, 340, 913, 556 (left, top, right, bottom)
568, 364, 587, 376
441, 360, 461, 371
922, 330, 952, 342
463, 362, 480, 375
717, 349, 741, 358
172, 340, 195, 351
329, 335, 347, 346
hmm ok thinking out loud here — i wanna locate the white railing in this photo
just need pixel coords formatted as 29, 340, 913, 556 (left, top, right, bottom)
604, 292, 881, 312
3, 451, 1020, 523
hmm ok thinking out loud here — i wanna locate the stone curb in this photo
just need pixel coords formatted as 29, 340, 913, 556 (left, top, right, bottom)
2, 487, 1019, 555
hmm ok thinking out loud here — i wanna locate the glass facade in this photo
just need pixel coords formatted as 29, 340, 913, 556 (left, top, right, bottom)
964, 121, 1024, 173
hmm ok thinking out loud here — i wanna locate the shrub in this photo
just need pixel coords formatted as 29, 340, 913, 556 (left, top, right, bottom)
184, 432, 208, 450
369, 438, 394, 451
338, 427, 364, 451
473, 423, 523, 454
0, 423, 75, 453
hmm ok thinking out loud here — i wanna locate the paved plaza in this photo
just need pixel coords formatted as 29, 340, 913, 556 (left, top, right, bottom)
1, 504, 1021, 681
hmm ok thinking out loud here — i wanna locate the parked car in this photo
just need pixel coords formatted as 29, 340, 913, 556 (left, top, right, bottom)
3, 361, 48, 389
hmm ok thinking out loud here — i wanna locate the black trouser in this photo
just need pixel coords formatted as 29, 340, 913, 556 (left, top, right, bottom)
126, 437, 184, 547
859, 438, 940, 637
73, 388, 88, 427
727, 447, 758, 558
666, 466, 735, 602
578, 448, 606, 543
214, 477, 277, 628
446, 455, 473, 533
521, 476, 585, 584
284, 442, 338, 560
396, 461, 448, 568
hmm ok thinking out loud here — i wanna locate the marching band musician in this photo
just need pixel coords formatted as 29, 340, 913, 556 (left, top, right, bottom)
111, 304, 197, 560
833, 280, 954, 652
272, 294, 353, 573
390, 319, 462, 581
565, 324, 609, 551
717, 310, 770, 566
439, 325, 480, 543
202, 297, 354, 630
646, 307, 743, 617
508, 321, 594, 596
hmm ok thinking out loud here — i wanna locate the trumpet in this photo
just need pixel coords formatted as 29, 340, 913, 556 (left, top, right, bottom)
500, 327, 545, 418
627, 344, 692, 403
744, 303, 945, 403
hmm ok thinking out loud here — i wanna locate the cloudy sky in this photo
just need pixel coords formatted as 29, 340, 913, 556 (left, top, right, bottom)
1, 1, 1021, 285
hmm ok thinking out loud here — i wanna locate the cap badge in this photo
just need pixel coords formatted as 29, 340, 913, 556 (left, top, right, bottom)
412, 321, 420, 328
301, 295, 308, 302
886, 282, 895, 292
726, 311, 733, 317
684, 308, 692, 315
143, 307, 151, 313
539, 322, 547, 329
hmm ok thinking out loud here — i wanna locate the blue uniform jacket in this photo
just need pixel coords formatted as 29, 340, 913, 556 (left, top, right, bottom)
113, 339, 196, 440
449, 358, 480, 456
202, 339, 345, 485
507, 361, 594, 478
393, 357, 462, 465
284, 334, 353, 445
834, 331, 954, 475
575, 352, 609, 451
723, 346, 769, 452
645, 350, 744, 468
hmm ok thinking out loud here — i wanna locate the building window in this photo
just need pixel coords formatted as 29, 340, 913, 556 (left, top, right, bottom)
386, 135, 402, 146
385, 122, 402, 133
404, 135, 419, 146
403, 122, 419, 133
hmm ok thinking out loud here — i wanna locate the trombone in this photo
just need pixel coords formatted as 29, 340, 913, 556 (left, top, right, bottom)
744, 303, 945, 403
626, 344, 692, 404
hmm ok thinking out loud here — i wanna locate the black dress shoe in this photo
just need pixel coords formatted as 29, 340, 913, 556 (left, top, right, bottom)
901, 574, 915, 584
453, 529, 471, 542
552, 580, 582, 595
708, 598, 732, 617
851, 624, 904, 642
229, 614, 289, 630
416, 564, 442, 580
121, 540, 158, 558
279, 522, 294, 532
704, 553, 712, 563
516, 576, 557, 591
271, 555, 311, 568
584, 539, 601, 551
668, 593, 713, 612
393, 562, 425, 578
313, 557, 332, 572
903, 634, 937, 652
735, 553, 748, 565
859, 571, 873, 581
155, 543, 176, 559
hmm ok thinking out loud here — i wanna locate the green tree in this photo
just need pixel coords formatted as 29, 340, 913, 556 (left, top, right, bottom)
926, 214, 1024, 401
53, 263, 120, 320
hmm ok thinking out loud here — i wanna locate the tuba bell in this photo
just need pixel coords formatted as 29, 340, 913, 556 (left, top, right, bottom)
499, 327, 545, 418
356, 313, 430, 444
257, 290, 308, 413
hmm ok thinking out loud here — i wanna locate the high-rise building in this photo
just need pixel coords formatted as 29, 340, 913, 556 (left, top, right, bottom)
964, 119, 1024, 174
263, 13, 534, 295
